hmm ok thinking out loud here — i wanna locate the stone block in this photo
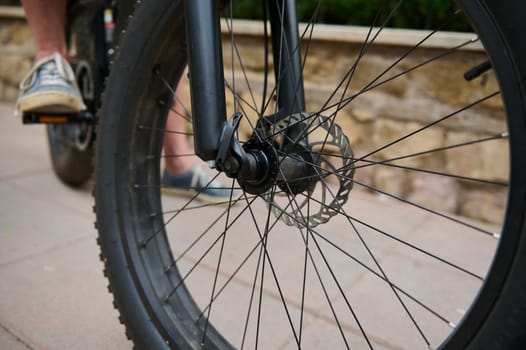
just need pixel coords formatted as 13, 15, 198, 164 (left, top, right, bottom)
407, 173, 459, 214
372, 118, 445, 168
481, 73, 504, 110
444, 131, 509, 183
302, 44, 407, 99
460, 188, 507, 225
8, 22, 32, 45
318, 106, 364, 145
352, 159, 374, 189
235, 89, 262, 141
3, 85, 19, 103
222, 36, 269, 72
302, 43, 352, 85
351, 108, 375, 122
0, 25, 9, 44
408, 57, 480, 108
353, 54, 409, 97
0, 55, 32, 86
372, 166, 407, 198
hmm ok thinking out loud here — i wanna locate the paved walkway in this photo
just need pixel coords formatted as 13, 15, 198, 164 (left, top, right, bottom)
0, 102, 131, 349
0, 101, 499, 350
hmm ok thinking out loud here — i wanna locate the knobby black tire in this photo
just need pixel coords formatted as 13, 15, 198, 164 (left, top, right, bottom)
95, 0, 526, 349
46, 125, 93, 186
46, 2, 98, 187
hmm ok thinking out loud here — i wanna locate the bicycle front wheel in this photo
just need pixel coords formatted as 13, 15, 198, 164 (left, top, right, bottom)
95, 1, 526, 349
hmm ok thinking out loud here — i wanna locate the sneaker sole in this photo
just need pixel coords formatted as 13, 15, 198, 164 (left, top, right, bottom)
17, 91, 85, 114
161, 187, 241, 205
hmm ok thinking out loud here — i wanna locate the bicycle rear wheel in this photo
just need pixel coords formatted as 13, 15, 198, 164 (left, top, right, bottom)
95, 1, 526, 349
46, 2, 103, 187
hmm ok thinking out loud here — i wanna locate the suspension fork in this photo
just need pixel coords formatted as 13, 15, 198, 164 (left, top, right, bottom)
268, 0, 305, 115
184, 0, 226, 161
184, 0, 306, 162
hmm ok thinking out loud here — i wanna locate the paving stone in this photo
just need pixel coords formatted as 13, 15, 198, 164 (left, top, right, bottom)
0, 103, 50, 180
0, 239, 131, 350
0, 326, 30, 350
0, 101, 503, 349
0, 182, 92, 265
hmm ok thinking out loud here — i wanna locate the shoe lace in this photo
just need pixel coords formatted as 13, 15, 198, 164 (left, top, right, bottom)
19, 53, 76, 90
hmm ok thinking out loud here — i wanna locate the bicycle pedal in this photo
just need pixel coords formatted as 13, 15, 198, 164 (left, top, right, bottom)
22, 111, 94, 125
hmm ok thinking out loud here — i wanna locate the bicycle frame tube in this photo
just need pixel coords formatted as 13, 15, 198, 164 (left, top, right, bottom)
184, 0, 305, 162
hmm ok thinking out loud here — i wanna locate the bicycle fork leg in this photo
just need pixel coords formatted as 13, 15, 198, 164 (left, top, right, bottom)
268, 0, 305, 115
183, 0, 306, 162
184, 0, 226, 161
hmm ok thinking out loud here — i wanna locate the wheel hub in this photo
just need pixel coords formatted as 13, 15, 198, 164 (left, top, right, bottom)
217, 112, 356, 228
276, 143, 317, 195
264, 113, 356, 228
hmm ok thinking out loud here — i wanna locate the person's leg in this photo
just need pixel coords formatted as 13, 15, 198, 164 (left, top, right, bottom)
17, 0, 84, 114
163, 83, 194, 175
22, 0, 68, 60
161, 83, 238, 204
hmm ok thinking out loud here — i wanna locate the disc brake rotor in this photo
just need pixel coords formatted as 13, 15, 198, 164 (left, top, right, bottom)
264, 113, 355, 228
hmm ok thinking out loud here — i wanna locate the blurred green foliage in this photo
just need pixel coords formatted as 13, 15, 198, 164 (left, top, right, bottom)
232, 0, 472, 32
1, 0, 471, 32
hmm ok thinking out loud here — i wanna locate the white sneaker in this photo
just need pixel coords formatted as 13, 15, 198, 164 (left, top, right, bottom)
16, 53, 86, 114
162, 165, 241, 204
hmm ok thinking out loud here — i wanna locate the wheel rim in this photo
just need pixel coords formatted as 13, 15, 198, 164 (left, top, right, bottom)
118, 1, 522, 349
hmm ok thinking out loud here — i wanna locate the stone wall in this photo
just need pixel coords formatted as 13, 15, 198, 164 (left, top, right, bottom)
0, 7, 33, 102
0, 11, 507, 224
221, 21, 508, 225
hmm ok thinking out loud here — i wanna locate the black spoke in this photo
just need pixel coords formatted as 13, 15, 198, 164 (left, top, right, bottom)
276, 148, 491, 280
241, 241, 264, 350
280, 149, 498, 238
277, 169, 368, 349
202, 179, 237, 344
315, 36, 481, 120
298, 194, 311, 345
350, 91, 500, 166
224, 17, 259, 114
356, 132, 507, 172
155, 69, 193, 123
153, 195, 256, 217
194, 189, 297, 322
281, 195, 456, 327
172, 209, 227, 265
137, 124, 193, 136
351, 177, 496, 241
303, 0, 400, 143
309, 131, 508, 187
303, 178, 485, 280
306, 2, 389, 173
165, 196, 258, 301
357, 158, 507, 187
264, 7, 471, 145
96, 0, 519, 348
312, 166, 431, 346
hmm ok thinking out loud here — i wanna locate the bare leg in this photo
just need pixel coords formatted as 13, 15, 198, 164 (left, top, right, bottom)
22, 1, 193, 176
163, 82, 195, 175
22, 0, 68, 60
162, 81, 236, 203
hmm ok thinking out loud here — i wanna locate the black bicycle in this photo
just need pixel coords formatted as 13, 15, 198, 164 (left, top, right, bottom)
95, 1, 526, 349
